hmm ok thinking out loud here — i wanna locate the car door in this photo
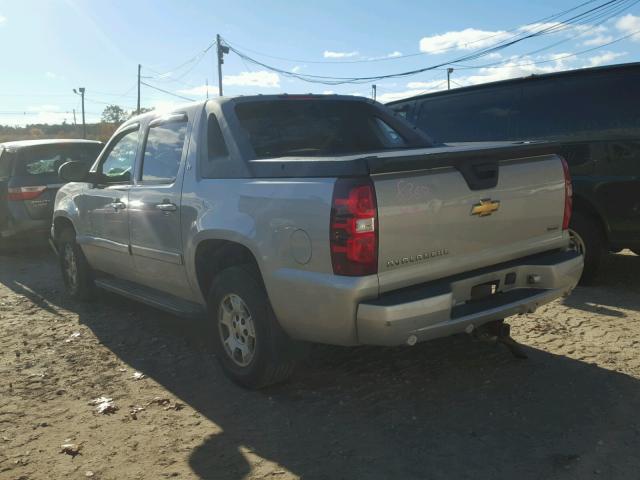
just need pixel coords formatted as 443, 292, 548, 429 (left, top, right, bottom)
128, 113, 192, 299
80, 127, 140, 279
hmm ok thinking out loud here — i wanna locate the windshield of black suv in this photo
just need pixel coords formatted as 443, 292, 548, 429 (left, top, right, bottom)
235, 100, 429, 158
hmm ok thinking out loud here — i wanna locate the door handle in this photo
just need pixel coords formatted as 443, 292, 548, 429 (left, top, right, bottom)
109, 201, 126, 210
156, 202, 177, 212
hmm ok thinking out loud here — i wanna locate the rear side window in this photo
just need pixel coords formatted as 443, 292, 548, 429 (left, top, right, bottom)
14, 143, 102, 179
208, 114, 228, 160
141, 119, 188, 183
235, 100, 412, 158
415, 87, 521, 143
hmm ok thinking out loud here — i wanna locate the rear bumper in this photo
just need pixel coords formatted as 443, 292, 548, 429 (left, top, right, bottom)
357, 250, 583, 346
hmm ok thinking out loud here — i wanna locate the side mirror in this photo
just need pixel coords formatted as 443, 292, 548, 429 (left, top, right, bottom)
58, 161, 92, 183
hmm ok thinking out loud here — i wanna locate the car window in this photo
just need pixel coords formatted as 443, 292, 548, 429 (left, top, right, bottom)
141, 120, 188, 183
235, 100, 419, 158
100, 130, 139, 183
208, 114, 228, 160
414, 87, 521, 143
13, 143, 102, 180
0, 148, 11, 178
374, 118, 407, 147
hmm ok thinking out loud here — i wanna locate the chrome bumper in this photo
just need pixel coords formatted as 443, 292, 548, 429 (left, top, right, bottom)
356, 250, 583, 346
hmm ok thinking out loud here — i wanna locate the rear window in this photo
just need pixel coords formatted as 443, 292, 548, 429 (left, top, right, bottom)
235, 100, 410, 158
15, 143, 102, 178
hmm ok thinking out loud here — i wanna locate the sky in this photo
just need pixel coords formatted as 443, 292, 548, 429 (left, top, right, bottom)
1, 0, 639, 126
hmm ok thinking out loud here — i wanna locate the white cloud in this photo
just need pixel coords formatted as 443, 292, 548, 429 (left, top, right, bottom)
323, 50, 359, 58
0, 15, 6, 25
45, 72, 57, 79
223, 70, 280, 88
586, 51, 627, 67
387, 51, 402, 58
20, 105, 71, 125
177, 85, 216, 97
616, 14, 640, 40
291, 65, 303, 73
582, 34, 614, 46
419, 28, 509, 54
323, 90, 336, 95
406, 79, 447, 90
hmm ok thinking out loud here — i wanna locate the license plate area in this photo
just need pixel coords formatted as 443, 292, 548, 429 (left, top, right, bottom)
469, 279, 500, 302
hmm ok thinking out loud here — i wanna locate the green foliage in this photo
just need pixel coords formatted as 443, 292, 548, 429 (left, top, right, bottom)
0, 123, 117, 143
101, 105, 128, 124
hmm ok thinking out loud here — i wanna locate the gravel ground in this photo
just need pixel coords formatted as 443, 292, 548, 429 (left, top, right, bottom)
0, 249, 639, 480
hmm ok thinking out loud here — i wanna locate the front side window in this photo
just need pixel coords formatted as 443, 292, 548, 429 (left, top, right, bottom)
141, 120, 188, 183
100, 130, 139, 183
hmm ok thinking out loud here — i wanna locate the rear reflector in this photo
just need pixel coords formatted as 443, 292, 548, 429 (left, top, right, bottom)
561, 157, 572, 230
330, 178, 378, 276
7, 186, 47, 201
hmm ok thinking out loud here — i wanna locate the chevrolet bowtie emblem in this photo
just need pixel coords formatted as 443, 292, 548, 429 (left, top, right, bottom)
471, 199, 500, 217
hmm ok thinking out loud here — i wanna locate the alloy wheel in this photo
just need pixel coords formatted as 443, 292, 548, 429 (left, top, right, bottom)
62, 244, 79, 293
569, 228, 586, 255
218, 293, 257, 367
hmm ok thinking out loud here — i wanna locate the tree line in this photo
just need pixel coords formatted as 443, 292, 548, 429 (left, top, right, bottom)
0, 104, 153, 143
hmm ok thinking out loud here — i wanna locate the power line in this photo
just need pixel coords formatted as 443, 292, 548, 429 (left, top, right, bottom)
225, 0, 637, 85
452, 27, 640, 70
223, 0, 604, 64
141, 39, 218, 81
140, 81, 195, 101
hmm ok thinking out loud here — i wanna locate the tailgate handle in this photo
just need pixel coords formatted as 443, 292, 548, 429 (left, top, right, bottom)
455, 160, 499, 191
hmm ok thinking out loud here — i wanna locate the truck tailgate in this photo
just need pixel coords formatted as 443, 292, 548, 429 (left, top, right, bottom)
372, 154, 568, 294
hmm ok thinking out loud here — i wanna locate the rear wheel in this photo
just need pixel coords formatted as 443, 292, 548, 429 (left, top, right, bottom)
207, 265, 296, 389
58, 228, 95, 300
569, 211, 606, 285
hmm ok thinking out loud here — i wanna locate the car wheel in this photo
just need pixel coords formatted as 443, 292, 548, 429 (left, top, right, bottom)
58, 228, 95, 300
207, 265, 296, 389
568, 211, 606, 285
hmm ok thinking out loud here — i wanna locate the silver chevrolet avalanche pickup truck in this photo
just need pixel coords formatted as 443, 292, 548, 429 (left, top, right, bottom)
52, 95, 583, 388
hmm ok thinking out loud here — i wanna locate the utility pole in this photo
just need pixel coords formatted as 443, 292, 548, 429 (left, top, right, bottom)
137, 64, 141, 115
73, 87, 86, 138
72, 109, 77, 126
372, 84, 377, 101
447, 68, 454, 90
216, 34, 229, 96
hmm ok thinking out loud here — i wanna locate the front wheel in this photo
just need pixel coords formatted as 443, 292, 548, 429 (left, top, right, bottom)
568, 211, 606, 285
58, 229, 95, 300
207, 265, 296, 389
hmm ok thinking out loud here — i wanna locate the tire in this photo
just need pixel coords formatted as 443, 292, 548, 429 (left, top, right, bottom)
569, 211, 606, 285
207, 265, 296, 389
58, 228, 95, 300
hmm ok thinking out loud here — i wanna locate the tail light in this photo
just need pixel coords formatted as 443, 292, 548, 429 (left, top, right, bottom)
330, 178, 378, 276
7, 186, 47, 201
561, 157, 572, 230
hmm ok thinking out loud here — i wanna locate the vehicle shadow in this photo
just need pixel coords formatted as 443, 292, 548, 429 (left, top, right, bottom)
562, 251, 640, 315
1, 250, 640, 479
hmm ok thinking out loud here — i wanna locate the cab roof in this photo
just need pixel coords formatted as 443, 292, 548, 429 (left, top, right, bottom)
1, 138, 102, 151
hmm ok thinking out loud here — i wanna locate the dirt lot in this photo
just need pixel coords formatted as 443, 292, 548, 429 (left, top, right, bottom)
0, 250, 639, 480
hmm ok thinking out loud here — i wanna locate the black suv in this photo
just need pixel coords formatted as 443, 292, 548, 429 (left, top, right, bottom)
0, 139, 103, 248
388, 62, 640, 282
